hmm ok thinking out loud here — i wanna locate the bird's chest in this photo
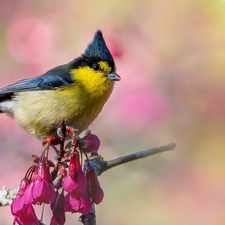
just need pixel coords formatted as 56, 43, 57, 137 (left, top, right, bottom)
58, 83, 114, 127
13, 82, 113, 139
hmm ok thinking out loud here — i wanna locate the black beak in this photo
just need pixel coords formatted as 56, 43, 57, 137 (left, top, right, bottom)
107, 72, 121, 81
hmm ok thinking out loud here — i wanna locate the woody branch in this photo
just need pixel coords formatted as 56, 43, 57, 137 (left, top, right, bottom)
0, 142, 176, 225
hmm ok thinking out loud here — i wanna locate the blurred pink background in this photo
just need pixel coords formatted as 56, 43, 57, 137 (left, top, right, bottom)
1, 0, 225, 224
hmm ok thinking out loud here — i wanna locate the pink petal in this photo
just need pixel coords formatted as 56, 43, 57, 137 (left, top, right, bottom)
75, 171, 87, 194
64, 192, 81, 213
79, 192, 92, 215
24, 183, 34, 204
50, 217, 65, 225
13, 204, 39, 225
91, 186, 104, 204
69, 194, 81, 211
63, 193, 71, 212
32, 180, 44, 199
82, 134, 100, 152
11, 196, 24, 214
63, 176, 78, 193
48, 184, 56, 204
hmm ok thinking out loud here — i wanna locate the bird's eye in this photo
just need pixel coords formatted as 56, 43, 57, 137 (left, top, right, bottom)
92, 64, 100, 71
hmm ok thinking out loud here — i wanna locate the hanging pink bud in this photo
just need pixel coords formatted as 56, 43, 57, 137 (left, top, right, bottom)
58, 164, 67, 178
66, 127, 79, 136
64, 192, 81, 213
50, 190, 65, 225
64, 191, 92, 215
32, 155, 40, 164
42, 136, 60, 147
55, 165, 67, 190
86, 167, 104, 204
63, 152, 87, 195
32, 155, 55, 167
78, 191, 93, 215
82, 134, 100, 153
24, 160, 56, 205
13, 204, 39, 225
11, 178, 29, 215
11, 178, 39, 225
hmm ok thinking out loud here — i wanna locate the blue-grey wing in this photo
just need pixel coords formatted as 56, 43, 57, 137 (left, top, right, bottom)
0, 65, 74, 101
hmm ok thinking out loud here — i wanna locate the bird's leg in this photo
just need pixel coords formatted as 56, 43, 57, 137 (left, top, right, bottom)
51, 145, 59, 155
58, 119, 66, 161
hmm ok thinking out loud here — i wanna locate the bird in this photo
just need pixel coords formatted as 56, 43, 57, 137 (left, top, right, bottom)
0, 30, 120, 140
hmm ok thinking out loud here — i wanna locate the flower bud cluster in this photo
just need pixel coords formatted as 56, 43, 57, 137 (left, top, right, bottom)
11, 133, 103, 225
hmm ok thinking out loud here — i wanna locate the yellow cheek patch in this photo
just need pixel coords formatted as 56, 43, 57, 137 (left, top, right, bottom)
69, 66, 112, 99
99, 61, 111, 74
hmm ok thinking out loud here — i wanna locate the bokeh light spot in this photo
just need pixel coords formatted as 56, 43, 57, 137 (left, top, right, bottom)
117, 87, 170, 129
6, 17, 53, 64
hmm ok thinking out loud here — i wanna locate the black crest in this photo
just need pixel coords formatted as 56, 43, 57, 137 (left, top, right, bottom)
83, 30, 115, 68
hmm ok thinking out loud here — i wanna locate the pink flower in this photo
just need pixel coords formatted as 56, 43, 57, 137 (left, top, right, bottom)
24, 160, 56, 205
11, 178, 39, 225
50, 190, 65, 225
64, 191, 92, 215
86, 167, 104, 204
55, 165, 67, 190
79, 191, 93, 215
11, 178, 29, 215
82, 134, 100, 152
64, 192, 81, 213
63, 151, 87, 195
13, 204, 39, 225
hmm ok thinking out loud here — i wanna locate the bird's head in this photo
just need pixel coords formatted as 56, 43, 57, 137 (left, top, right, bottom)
69, 30, 121, 90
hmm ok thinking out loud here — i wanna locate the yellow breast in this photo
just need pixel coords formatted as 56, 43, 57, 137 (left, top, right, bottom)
13, 66, 114, 140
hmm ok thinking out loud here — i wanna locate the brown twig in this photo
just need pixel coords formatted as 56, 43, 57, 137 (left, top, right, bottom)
100, 143, 176, 174
0, 123, 176, 225
80, 142, 176, 225
58, 119, 66, 161
80, 212, 96, 225
51, 119, 67, 181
